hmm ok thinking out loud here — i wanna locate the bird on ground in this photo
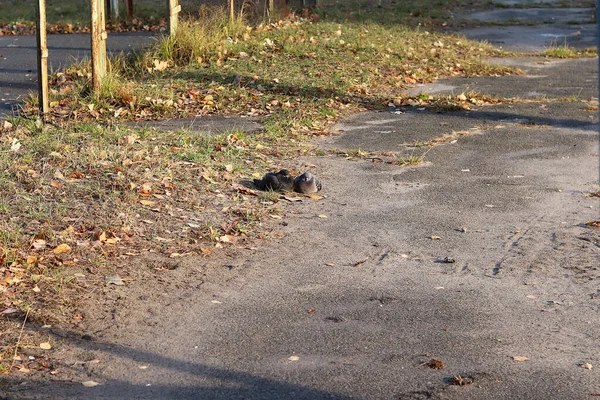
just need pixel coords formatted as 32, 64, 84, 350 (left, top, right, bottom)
253, 169, 294, 191
293, 172, 322, 194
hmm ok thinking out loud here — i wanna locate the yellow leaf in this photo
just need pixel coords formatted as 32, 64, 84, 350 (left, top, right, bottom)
219, 235, 234, 243
40, 342, 52, 350
32, 286, 41, 293
307, 194, 324, 200
140, 199, 156, 206
53, 244, 72, 254
26, 256, 37, 264
512, 356, 529, 362
430, 236, 442, 240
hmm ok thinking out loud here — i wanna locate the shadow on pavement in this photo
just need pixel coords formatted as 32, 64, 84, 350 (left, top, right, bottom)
1, 325, 357, 400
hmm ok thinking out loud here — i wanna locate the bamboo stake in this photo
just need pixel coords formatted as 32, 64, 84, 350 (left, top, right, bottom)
229, 0, 235, 24
168, 0, 181, 37
90, 0, 107, 92
35, 0, 49, 114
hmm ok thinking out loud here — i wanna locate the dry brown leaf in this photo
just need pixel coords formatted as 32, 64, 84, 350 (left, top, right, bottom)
306, 194, 324, 200
238, 187, 257, 196
430, 236, 442, 240
39, 342, 52, 350
219, 235, 236, 243
512, 356, 529, 362
53, 244, 72, 254
32, 239, 47, 250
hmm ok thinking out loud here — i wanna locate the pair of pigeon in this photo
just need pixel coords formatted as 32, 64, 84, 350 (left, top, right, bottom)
253, 169, 322, 194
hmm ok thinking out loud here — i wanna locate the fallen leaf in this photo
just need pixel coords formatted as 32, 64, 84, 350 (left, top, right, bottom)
32, 239, 47, 250
306, 194, 324, 200
526, 295, 539, 299
287, 356, 300, 362
1, 307, 20, 315
17, 366, 30, 373
211, 300, 222, 304
50, 180, 63, 188
423, 358, 445, 369
105, 275, 125, 286
430, 236, 441, 240
318, 214, 328, 219
219, 235, 236, 243
81, 380, 101, 387
582, 362, 593, 370
512, 356, 529, 362
39, 342, 52, 350
32, 286, 41, 293
140, 199, 156, 206
238, 187, 257, 196
10, 138, 21, 152
152, 59, 168, 72
53, 243, 72, 254
448, 375, 473, 386
281, 195, 302, 202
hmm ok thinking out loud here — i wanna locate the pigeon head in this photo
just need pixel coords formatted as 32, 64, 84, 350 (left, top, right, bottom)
278, 169, 291, 177
300, 172, 312, 181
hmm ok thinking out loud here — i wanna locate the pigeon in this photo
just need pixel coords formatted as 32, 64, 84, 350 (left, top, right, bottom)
293, 172, 322, 194
253, 169, 294, 191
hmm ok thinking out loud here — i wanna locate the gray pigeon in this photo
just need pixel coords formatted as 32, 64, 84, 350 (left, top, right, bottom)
293, 172, 322, 194
253, 169, 294, 191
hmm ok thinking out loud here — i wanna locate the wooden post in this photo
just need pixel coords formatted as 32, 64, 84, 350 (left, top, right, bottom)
127, 0, 133, 17
229, 0, 235, 24
268, 0, 273, 22
110, 0, 119, 19
168, 0, 181, 37
35, 0, 49, 114
90, 0, 107, 92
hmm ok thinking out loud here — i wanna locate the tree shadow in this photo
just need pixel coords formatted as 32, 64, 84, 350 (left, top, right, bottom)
1, 326, 358, 400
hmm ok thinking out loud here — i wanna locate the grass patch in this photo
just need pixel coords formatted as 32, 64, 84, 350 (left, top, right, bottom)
541, 43, 597, 58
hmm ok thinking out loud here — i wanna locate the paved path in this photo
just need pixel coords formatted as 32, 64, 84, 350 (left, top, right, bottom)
4, 2, 600, 400
0, 32, 156, 117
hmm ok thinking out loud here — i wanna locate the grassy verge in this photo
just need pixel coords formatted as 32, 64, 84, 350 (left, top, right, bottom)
2, 2, 528, 373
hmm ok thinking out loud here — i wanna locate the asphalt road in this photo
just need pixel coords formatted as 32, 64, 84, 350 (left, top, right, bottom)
0, 32, 156, 117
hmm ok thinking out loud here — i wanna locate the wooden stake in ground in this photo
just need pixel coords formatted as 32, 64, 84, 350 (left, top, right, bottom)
229, 0, 235, 24
168, 0, 181, 37
35, 0, 49, 114
109, 0, 120, 19
90, 0, 107, 92
127, 0, 133, 17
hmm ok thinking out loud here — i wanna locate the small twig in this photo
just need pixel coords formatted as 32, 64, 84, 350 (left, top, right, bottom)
10, 308, 30, 370
352, 258, 369, 267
